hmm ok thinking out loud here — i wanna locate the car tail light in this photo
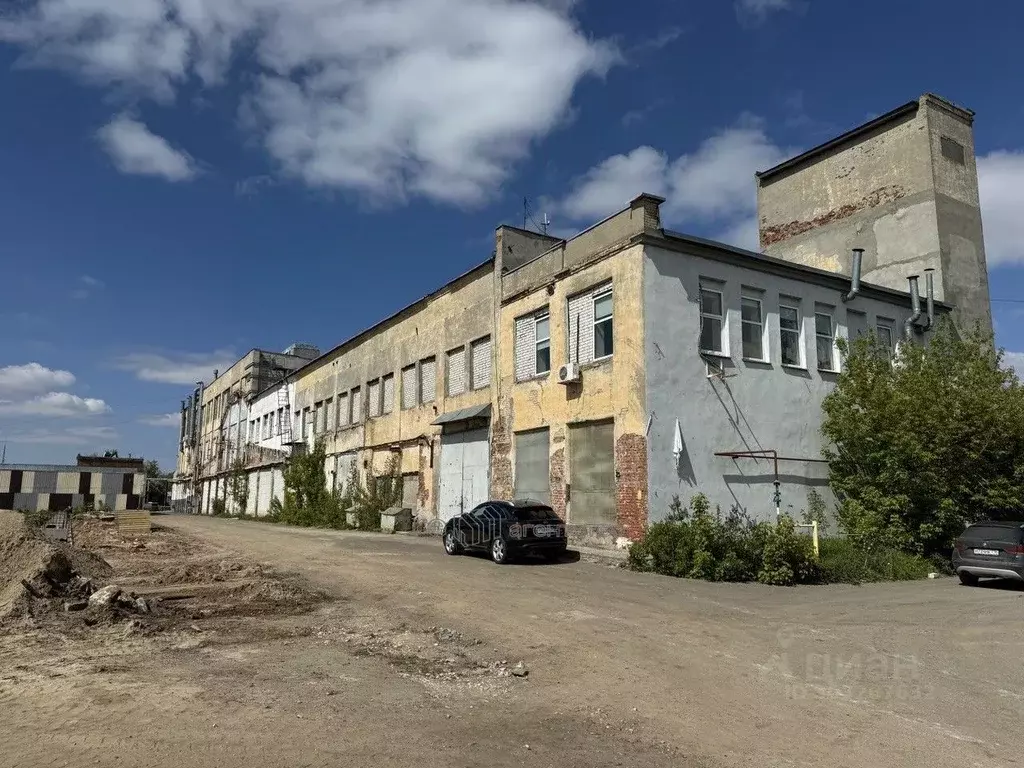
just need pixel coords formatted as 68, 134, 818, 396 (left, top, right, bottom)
1007, 544, 1024, 555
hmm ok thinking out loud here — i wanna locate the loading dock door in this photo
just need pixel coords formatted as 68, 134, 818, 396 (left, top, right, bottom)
438, 428, 489, 523
569, 419, 615, 524
514, 428, 550, 503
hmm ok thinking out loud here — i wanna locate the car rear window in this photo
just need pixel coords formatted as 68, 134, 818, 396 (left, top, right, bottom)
963, 524, 1024, 542
513, 506, 556, 522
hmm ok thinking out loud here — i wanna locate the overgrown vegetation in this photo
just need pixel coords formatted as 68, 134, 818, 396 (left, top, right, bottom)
816, 538, 933, 584
227, 456, 249, 517
265, 441, 403, 532
822, 321, 1024, 558
627, 494, 820, 586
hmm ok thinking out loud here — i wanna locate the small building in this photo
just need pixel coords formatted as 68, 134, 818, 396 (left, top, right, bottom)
0, 463, 145, 512
171, 92, 985, 547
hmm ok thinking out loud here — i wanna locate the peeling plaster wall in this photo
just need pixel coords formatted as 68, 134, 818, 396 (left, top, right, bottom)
756, 94, 990, 333
642, 243, 941, 524
493, 244, 648, 544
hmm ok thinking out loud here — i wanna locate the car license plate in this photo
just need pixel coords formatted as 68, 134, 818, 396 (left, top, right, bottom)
974, 548, 1000, 556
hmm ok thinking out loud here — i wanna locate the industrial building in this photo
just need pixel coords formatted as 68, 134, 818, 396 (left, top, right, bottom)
0, 460, 145, 512
172, 93, 988, 547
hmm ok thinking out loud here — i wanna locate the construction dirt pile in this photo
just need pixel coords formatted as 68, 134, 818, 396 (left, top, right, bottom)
0, 511, 112, 620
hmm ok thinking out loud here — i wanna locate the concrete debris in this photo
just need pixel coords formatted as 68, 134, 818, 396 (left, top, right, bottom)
134, 598, 151, 614
511, 662, 529, 678
88, 584, 122, 608
64, 600, 89, 612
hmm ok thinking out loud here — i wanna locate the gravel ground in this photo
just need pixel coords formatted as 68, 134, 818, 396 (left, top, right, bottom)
2, 513, 1022, 768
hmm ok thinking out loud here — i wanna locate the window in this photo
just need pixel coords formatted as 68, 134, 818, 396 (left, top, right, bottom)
594, 289, 613, 359
314, 401, 324, 434
876, 322, 895, 356
779, 303, 802, 367
338, 392, 350, 426
568, 283, 613, 364
351, 387, 362, 423
815, 309, 836, 372
401, 365, 417, 409
367, 379, 381, 417
470, 336, 492, 389
277, 408, 285, 435
514, 309, 550, 380
941, 136, 966, 165
262, 414, 270, 440
268, 411, 276, 438
699, 286, 725, 354
325, 397, 334, 429
447, 346, 467, 396
741, 296, 765, 361
382, 374, 394, 414
419, 357, 436, 404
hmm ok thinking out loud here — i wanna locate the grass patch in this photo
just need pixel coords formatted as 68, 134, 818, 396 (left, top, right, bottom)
817, 538, 933, 584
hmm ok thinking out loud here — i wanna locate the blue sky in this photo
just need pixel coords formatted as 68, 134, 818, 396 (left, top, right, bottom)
0, 0, 1022, 472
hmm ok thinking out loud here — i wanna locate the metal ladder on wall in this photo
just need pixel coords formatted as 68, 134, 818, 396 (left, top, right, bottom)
277, 383, 293, 444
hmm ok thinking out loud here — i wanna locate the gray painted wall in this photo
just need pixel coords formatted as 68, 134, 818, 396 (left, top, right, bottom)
643, 244, 928, 524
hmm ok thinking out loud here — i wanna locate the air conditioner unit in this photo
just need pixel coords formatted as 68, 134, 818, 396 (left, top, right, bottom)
557, 362, 581, 384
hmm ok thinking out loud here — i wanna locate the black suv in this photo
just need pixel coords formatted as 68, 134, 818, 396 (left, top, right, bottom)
952, 521, 1024, 586
443, 499, 567, 564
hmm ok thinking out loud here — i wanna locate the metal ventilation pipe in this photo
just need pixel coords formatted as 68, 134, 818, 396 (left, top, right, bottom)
842, 248, 864, 302
904, 275, 922, 340
923, 268, 936, 330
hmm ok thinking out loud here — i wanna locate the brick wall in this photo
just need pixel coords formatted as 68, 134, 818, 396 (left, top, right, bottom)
615, 433, 648, 541
549, 446, 566, 520
490, 409, 514, 500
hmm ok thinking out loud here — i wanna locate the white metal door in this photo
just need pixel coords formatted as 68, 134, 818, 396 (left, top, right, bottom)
256, 470, 273, 516
438, 428, 489, 523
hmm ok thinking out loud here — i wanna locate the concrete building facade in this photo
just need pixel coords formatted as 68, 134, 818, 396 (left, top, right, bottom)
756, 93, 990, 333
172, 93, 982, 546
0, 463, 144, 512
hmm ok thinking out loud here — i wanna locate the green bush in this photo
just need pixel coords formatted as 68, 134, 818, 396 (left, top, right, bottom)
817, 537, 933, 584
627, 494, 819, 586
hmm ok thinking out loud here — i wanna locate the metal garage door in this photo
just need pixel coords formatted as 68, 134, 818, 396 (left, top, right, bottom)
271, 469, 284, 507
438, 428, 489, 523
514, 428, 550, 503
256, 470, 274, 516
569, 420, 615, 524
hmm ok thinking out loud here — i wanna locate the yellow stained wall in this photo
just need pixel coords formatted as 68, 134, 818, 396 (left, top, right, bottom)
492, 244, 647, 537
292, 265, 494, 516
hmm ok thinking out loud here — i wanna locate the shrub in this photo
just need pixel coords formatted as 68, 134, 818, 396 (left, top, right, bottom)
211, 497, 227, 517
817, 537, 932, 584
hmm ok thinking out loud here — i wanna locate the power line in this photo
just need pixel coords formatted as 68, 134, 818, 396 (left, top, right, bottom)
992, 298, 1024, 304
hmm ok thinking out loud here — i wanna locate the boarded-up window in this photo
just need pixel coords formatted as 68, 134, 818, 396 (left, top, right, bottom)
401, 365, 417, 409
514, 428, 550, 504
569, 419, 615, 525
351, 387, 362, 423
402, 472, 419, 510
382, 374, 395, 414
471, 336, 491, 389
338, 392, 350, 426
568, 282, 612, 364
325, 397, 334, 430
420, 357, 436, 403
314, 401, 324, 434
941, 136, 965, 165
367, 379, 381, 417
447, 346, 467, 396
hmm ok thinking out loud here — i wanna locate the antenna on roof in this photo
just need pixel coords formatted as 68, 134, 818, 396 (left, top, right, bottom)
523, 197, 548, 235
541, 213, 550, 236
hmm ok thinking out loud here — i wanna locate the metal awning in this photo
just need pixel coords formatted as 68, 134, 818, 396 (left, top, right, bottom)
432, 403, 491, 425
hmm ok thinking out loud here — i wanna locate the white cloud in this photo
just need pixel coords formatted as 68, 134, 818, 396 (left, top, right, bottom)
735, 0, 795, 23
115, 349, 238, 386
140, 413, 180, 427
559, 118, 791, 248
0, 392, 110, 417
1, 1, 616, 206
0, 363, 75, 399
97, 115, 198, 181
72, 274, 105, 300
978, 151, 1024, 268
1004, 351, 1024, 376
5, 426, 118, 445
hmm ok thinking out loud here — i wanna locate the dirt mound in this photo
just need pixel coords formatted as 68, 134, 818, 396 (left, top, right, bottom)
0, 512, 111, 619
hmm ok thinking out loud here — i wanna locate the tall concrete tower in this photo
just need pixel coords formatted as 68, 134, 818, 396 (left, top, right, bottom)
755, 93, 991, 333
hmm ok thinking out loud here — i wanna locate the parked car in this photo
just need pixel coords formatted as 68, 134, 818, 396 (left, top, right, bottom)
443, 499, 568, 564
952, 521, 1024, 585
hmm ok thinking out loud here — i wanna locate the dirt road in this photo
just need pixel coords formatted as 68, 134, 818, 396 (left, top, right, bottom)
3, 515, 1022, 768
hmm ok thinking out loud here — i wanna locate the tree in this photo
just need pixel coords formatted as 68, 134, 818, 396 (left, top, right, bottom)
821, 320, 1024, 556
104, 449, 119, 458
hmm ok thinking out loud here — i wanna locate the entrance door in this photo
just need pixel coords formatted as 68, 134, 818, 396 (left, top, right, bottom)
438, 428, 490, 523
569, 419, 615, 524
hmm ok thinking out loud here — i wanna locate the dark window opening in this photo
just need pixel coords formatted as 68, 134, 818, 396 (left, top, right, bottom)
940, 136, 965, 165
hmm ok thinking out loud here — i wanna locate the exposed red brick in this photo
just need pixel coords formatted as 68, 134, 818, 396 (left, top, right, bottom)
549, 447, 566, 520
418, 440, 431, 511
615, 433, 648, 541
760, 184, 906, 247
490, 406, 514, 500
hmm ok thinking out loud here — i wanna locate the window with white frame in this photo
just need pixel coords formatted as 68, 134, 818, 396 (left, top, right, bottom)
367, 379, 381, 417
699, 285, 725, 354
382, 374, 394, 414
741, 295, 766, 361
815, 307, 837, 372
419, 357, 436, 404
447, 346, 467, 396
338, 392, 350, 426
401, 365, 417, 409
779, 301, 802, 366
567, 283, 613, 364
514, 310, 549, 380
470, 336, 491, 389
876, 320, 895, 357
